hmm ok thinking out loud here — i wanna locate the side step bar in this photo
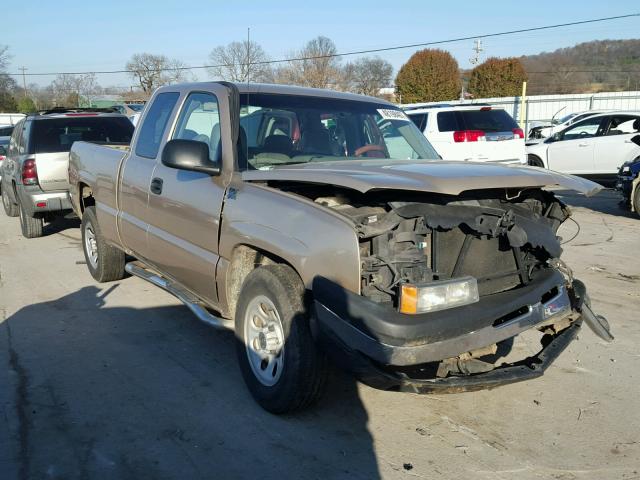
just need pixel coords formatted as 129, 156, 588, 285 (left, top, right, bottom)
125, 261, 233, 331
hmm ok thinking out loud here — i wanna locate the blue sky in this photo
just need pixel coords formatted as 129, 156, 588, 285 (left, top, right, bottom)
3, 0, 639, 88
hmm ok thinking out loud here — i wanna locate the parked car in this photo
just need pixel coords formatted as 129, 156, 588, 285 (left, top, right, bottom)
616, 134, 640, 216
0, 113, 26, 127
404, 104, 526, 164
69, 82, 611, 413
526, 111, 640, 186
1, 109, 134, 238
528, 110, 611, 139
0, 125, 16, 137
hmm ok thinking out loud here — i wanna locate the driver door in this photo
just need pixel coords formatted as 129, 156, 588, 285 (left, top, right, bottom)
145, 89, 228, 305
546, 116, 606, 174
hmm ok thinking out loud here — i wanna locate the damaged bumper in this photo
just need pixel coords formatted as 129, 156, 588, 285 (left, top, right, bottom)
312, 270, 612, 393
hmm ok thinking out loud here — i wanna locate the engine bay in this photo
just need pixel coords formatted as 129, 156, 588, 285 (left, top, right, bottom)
266, 182, 571, 308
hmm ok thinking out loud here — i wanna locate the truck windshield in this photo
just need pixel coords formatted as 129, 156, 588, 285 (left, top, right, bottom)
31, 116, 134, 154
239, 93, 439, 169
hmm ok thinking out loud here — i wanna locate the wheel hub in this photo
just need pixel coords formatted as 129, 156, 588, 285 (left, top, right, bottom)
244, 296, 285, 386
84, 225, 99, 268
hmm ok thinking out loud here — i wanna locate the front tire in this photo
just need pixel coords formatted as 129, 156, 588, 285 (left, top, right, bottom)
81, 206, 125, 282
235, 264, 328, 414
18, 199, 43, 238
2, 186, 19, 217
633, 186, 640, 219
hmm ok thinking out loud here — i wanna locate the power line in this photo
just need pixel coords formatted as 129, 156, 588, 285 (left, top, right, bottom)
4, 12, 639, 77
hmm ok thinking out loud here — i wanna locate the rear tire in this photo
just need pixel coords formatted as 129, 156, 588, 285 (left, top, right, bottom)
2, 186, 19, 217
18, 199, 43, 238
81, 206, 125, 282
235, 264, 328, 414
633, 186, 640, 219
528, 154, 544, 168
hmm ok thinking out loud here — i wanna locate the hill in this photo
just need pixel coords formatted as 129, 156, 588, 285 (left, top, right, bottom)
520, 39, 640, 94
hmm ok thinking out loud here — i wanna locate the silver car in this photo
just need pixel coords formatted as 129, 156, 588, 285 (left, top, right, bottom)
1, 109, 133, 238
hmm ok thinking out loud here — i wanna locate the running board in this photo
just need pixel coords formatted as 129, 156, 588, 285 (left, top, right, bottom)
125, 261, 233, 331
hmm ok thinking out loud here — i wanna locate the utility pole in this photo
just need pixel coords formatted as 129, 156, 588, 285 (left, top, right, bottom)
469, 40, 483, 66
19, 66, 28, 97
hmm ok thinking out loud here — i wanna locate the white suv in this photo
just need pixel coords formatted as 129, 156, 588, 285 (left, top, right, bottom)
404, 104, 526, 164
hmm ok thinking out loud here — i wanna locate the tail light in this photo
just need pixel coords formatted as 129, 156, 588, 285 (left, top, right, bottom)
453, 130, 485, 142
512, 128, 525, 139
21, 159, 38, 185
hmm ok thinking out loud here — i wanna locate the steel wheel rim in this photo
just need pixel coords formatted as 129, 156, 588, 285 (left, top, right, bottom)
244, 295, 285, 387
84, 223, 98, 268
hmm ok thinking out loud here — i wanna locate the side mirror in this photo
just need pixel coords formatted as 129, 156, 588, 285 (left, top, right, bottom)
550, 132, 562, 142
631, 134, 640, 147
0, 146, 6, 156
161, 139, 221, 176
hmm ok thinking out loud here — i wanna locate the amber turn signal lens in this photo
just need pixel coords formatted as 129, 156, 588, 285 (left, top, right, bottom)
399, 284, 418, 314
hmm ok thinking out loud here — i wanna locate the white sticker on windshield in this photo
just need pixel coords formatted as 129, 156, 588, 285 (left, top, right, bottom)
377, 109, 410, 122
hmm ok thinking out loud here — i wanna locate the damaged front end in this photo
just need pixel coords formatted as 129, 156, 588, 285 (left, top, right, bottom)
306, 187, 613, 393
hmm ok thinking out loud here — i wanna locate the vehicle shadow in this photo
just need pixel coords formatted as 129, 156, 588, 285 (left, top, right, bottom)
44, 215, 81, 236
1, 285, 381, 480
553, 188, 637, 219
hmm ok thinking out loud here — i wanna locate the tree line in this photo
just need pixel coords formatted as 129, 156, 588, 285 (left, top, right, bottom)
3, 37, 635, 113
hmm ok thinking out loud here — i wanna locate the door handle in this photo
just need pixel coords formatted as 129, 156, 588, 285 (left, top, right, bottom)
150, 177, 163, 195
578, 143, 589, 147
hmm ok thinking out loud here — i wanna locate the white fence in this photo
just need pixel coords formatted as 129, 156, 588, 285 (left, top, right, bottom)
403, 90, 640, 134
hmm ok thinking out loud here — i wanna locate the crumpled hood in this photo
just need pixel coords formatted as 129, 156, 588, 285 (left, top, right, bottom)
242, 160, 602, 196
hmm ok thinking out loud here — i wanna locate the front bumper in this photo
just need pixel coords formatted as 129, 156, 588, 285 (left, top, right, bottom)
16, 186, 73, 216
312, 270, 611, 392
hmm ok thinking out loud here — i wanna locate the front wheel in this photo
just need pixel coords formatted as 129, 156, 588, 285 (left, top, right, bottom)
235, 265, 328, 414
633, 185, 640, 219
81, 206, 125, 282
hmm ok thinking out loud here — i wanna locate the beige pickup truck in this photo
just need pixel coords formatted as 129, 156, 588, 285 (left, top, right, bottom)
69, 82, 612, 413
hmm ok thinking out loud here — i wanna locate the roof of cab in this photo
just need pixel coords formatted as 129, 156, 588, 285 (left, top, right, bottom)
156, 81, 396, 106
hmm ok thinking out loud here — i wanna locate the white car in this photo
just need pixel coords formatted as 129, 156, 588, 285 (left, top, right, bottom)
404, 104, 526, 164
526, 111, 640, 185
528, 110, 611, 139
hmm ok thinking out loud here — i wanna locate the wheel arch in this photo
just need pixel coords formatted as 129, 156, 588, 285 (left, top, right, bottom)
223, 243, 302, 321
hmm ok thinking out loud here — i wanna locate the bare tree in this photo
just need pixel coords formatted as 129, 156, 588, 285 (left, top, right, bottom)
207, 40, 271, 82
277, 36, 342, 88
126, 53, 191, 93
0, 45, 10, 71
344, 57, 393, 96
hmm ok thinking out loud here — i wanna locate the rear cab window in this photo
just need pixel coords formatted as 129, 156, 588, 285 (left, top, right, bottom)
31, 117, 133, 154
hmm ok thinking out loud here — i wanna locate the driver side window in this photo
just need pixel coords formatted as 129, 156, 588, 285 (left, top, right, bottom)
560, 116, 604, 141
172, 92, 221, 163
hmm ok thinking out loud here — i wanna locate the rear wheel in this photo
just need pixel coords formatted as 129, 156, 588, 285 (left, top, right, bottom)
235, 264, 328, 413
81, 206, 126, 282
2, 186, 18, 217
528, 154, 544, 168
633, 185, 640, 219
18, 199, 43, 238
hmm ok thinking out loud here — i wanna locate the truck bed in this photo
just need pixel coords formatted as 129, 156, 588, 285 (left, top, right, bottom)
68, 141, 130, 219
